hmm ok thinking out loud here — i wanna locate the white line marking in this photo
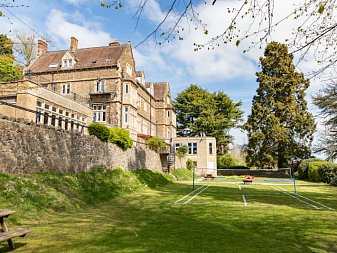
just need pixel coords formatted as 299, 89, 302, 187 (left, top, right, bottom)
242, 195, 247, 206
239, 185, 242, 190
175, 185, 207, 204
272, 186, 320, 209
276, 186, 334, 210
183, 185, 210, 204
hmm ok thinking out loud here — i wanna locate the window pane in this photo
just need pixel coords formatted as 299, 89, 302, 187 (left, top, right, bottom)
193, 143, 197, 154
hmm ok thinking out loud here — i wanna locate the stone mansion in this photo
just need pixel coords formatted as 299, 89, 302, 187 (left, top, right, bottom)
22, 37, 176, 143
0, 37, 217, 174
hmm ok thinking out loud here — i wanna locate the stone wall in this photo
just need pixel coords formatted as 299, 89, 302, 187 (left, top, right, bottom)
0, 117, 163, 173
216, 168, 290, 178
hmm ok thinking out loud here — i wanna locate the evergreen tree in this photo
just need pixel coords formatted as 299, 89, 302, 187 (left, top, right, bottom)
312, 83, 337, 160
174, 84, 243, 154
244, 41, 315, 168
0, 34, 22, 82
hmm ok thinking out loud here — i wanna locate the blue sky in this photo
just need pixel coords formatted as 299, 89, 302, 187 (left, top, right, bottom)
0, 0, 326, 147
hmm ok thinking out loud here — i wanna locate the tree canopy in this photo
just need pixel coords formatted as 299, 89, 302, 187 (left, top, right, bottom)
101, 0, 337, 79
0, 34, 22, 82
174, 84, 243, 154
244, 41, 315, 168
312, 83, 337, 160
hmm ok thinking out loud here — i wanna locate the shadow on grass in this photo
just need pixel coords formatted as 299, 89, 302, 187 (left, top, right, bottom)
0, 242, 27, 253
8, 182, 337, 253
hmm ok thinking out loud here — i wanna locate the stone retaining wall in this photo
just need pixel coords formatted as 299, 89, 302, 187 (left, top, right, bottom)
0, 117, 162, 173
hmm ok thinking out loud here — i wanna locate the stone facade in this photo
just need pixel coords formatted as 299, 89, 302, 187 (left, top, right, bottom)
0, 117, 162, 173
24, 37, 177, 143
0, 80, 92, 134
172, 137, 217, 176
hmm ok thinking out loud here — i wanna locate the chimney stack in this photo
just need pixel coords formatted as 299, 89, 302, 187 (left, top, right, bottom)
70, 37, 78, 52
37, 39, 48, 57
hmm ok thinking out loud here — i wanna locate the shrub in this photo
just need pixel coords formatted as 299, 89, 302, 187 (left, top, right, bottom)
109, 127, 133, 150
316, 162, 337, 184
147, 137, 167, 153
217, 154, 235, 169
308, 161, 337, 184
186, 158, 194, 170
88, 123, 110, 142
297, 158, 322, 179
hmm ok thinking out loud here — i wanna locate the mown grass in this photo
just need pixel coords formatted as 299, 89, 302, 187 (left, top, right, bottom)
1, 172, 337, 253
171, 168, 196, 181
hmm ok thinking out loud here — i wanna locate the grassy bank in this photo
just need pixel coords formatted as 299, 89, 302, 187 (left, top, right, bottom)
0, 167, 174, 221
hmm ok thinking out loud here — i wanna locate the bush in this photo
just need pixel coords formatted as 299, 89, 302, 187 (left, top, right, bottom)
147, 137, 167, 153
109, 127, 133, 150
88, 123, 110, 142
217, 154, 245, 169
316, 162, 337, 184
308, 161, 337, 184
297, 158, 322, 179
186, 158, 194, 170
88, 123, 133, 150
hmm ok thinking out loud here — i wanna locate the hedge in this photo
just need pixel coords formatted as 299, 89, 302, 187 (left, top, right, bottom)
297, 158, 322, 179
88, 123, 133, 150
308, 161, 337, 185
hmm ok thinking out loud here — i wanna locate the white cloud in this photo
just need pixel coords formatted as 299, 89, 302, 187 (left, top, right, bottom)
46, 9, 113, 49
63, 0, 88, 7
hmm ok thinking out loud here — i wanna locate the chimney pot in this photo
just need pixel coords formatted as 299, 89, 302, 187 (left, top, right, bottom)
109, 40, 120, 46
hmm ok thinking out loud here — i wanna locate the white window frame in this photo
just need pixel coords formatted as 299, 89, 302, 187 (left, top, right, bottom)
96, 80, 105, 93
63, 59, 73, 68
62, 83, 71, 94
93, 104, 106, 122
188, 143, 198, 155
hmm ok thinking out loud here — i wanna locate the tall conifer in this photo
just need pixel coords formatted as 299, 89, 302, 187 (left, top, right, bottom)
244, 42, 315, 168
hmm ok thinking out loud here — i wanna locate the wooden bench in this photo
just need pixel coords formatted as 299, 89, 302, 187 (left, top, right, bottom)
204, 174, 215, 180
0, 209, 31, 250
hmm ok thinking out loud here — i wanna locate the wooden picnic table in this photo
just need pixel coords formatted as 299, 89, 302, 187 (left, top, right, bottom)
0, 209, 31, 251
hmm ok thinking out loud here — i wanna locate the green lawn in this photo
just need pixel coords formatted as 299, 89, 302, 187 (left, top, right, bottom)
1, 179, 337, 253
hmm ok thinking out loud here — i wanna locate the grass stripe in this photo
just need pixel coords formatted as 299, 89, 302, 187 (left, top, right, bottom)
272, 186, 320, 209
242, 195, 247, 206
276, 186, 334, 210
174, 185, 207, 204
183, 185, 210, 204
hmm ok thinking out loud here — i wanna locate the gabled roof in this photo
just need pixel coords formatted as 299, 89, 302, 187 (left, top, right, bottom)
27, 44, 127, 73
147, 82, 169, 101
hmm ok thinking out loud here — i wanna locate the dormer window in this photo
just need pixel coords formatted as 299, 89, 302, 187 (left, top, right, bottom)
63, 59, 73, 68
